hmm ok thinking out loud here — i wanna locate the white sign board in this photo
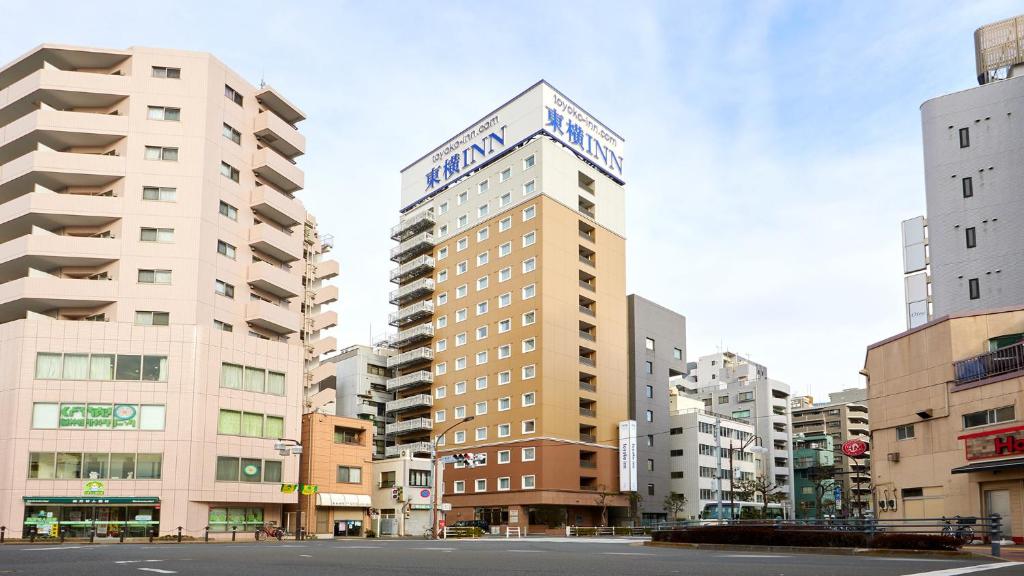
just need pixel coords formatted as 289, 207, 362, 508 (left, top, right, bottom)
905, 272, 930, 328
618, 420, 638, 492
901, 216, 927, 274
400, 81, 625, 210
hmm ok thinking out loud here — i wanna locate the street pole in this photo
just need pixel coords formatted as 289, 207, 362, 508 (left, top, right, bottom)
714, 416, 723, 521
728, 438, 735, 520
431, 416, 474, 539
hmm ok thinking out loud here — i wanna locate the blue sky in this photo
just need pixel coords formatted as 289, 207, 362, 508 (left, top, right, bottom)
4, 0, 1019, 399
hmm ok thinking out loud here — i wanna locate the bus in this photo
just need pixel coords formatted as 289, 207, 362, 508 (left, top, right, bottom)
700, 501, 786, 521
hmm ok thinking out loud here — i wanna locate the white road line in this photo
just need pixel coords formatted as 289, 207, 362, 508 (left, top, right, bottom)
506, 549, 544, 553
116, 560, 164, 564
601, 552, 655, 556
20, 546, 84, 551
137, 569, 176, 575
299, 554, 312, 557
718, 554, 791, 558
899, 563, 1024, 576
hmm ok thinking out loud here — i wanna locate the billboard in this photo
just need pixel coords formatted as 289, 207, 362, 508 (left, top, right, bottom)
400, 81, 625, 210
618, 420, 638, 492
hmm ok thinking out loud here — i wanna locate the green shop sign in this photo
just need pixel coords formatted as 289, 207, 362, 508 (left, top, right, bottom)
83, 481, 105, 496
59, 404, 138, 429
23, 497, 160, 504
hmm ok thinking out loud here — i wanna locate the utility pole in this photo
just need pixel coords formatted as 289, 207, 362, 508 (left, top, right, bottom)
714, 415, 723, 520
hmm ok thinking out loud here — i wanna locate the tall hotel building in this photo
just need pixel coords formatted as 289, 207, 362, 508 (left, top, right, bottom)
387, 81, 630, 530
0, 45, 338, 538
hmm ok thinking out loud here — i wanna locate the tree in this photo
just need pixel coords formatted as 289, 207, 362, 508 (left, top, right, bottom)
594, 485, 614, 526
627, 492, 644, 525
733, 473, 788, 518
807, 463, 837, 519
663, 492, 688, 520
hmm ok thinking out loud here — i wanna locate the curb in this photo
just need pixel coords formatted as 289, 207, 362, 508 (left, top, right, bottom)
644, 541, 1001, 560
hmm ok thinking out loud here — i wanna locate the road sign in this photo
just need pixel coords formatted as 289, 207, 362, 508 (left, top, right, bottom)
841, 439, 868, 458
833, 484, 843, 510
439, 455, 457, 464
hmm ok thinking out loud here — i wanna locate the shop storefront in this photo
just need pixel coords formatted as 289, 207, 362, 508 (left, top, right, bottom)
22, 496, 160, 538
954, 424, 1024, 543
315, 493, 370, 537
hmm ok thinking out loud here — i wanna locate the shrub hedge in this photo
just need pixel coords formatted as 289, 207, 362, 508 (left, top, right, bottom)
652, 526, 961, 551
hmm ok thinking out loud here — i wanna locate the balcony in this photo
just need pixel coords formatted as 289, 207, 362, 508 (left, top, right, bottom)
250, 186, 304, 228
0, 150, 124, 203
255, 85, 306, 124
386, 441, 433, 457
389, 277, 435, 306
580, 433, 597, 443
313, 284, 339, 306
315, 259, 339, 281
386, 417, 433, 435
391, 209, 436, 241
245, 299, 300, 335
386, 394, 433, 413
247, 260, 301, 298
253, 148, 303, 192
386, 347, 433, 370
309, 361, 336, 386
579, 407, 596, 418
389, 300, 434, 327
0, 192, 121, 243
0, 275, 117, 323
954, 341, 1024, 386
579, 305, 595, 317
0, 68, 130, 127
249, 223, 303, 262
0, 234, 119, 283
579, 380, 596, 393
390, 254, 435, 284
311, 310, 338, 332
253, 109, 305, 159
390, 231, 434, 263
389, 323, 434, 348
386, 369, 433, 392
0, 109, 129, 165
579, 355, 596, 367
579, 279, 595, 292
309, 336, 337, 358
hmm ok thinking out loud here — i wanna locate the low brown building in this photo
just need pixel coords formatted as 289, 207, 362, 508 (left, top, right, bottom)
864, 307, 1024, 542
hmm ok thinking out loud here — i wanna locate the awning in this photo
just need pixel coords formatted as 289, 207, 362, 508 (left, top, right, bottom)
951, 457, 1024, 474
23, 497, 160, 504
316, 493, 371, 507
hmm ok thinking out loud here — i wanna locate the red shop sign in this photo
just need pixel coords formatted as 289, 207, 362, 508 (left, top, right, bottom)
958, 424, 1024, 461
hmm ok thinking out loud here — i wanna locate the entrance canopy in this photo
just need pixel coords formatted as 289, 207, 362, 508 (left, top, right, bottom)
952, 457, 1024, 474
316, 493, 371, 507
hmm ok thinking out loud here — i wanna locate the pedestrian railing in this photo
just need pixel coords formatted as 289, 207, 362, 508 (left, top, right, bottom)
566, 526, 652, 537
505, 527, 522, 538
441, 526, 482, 539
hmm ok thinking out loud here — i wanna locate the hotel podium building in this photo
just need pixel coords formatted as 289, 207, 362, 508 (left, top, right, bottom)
387, 81, 630, 530
0, 45, 338, 539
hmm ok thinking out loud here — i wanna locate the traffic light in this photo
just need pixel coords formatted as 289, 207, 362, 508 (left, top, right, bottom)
451, 453, 485, 468
396, 486, 404, 500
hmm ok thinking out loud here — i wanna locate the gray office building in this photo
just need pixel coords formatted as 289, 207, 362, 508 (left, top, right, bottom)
333, 344, 395, 459
626, 295, 687, 523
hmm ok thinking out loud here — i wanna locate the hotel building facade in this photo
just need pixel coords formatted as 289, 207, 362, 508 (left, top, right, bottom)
0, 45, 338, 539
386, 81, 630, 531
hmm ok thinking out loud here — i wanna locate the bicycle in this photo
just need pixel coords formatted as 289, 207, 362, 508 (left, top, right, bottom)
941, 515, 976, 544
255, 522, 284, 541
423, 526, 436, 539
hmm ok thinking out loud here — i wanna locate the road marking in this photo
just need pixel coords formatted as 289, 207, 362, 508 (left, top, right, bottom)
899, 563, 1024, 576
718, 554, 791, 558
506, 549, 544, 553
601, 552, 654, 556
137, 569, 176, 575
20, 545, 84, 551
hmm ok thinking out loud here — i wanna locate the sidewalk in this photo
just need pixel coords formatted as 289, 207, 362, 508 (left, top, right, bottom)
965, 544, 1024, 561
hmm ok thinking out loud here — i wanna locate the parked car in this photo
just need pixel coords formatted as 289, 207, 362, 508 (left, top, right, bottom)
452, 520, 490, 533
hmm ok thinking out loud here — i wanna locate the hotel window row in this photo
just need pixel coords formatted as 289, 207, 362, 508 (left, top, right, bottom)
451, 475, 536, 493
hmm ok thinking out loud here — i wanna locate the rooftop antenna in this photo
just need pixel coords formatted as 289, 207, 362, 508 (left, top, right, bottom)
259, 69, 266, 89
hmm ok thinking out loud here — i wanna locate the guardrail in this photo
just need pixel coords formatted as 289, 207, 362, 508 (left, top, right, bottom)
566, 526, 651, 537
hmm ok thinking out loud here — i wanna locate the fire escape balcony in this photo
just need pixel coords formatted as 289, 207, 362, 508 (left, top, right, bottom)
388, 300, 433, 327
388, 323, 434, 348
389, 254, 435, 284
385, 394, 433, 413
388, 277, 434, 306
386, 347, 433, 370
385, 370, 433, 392
390, 209, 435, 241
390, 231, 434, 263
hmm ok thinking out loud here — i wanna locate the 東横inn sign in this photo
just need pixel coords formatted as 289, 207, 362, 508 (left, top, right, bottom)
959, 424, 1024, 461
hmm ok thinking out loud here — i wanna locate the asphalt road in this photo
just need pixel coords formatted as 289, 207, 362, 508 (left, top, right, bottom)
1, 537, 1022, 576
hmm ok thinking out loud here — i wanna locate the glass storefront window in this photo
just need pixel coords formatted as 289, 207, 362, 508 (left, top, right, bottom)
82, 453, 108, 479
55, 452, 82, 479
109, 454, 136, 479
28, 452, 56, 479
209, 507, 265, 532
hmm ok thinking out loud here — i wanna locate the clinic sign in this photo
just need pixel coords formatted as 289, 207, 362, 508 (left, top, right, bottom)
618, 420, 638, 492
401, 81, 625, 208
959, 424, 1024, 461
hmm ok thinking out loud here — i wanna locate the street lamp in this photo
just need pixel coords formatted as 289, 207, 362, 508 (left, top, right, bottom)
276, 438, 304, 539
728, 434, 767, 520
431, 416, 475, 539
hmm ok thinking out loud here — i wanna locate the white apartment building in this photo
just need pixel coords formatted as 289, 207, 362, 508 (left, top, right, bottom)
332, 344, 396, 459
369, 453, 434, 537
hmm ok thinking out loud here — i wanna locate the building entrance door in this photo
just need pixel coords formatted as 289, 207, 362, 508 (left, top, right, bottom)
984, 489, 1014, 541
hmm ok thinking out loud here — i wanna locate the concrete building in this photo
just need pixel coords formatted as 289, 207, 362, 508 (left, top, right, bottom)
295, 413, 372, 537
332, 344, 395, 459
864, 306, 1024, 542
626, 294, 686, 522
0, 44, 338, 539
792, 433, 836, 519
791, 388, 872, 515
681, 352, 795, 516
901, 15, 1024, 328
369, 453, 434, 537
386, 81, 630, 531
667, 393, 757, 519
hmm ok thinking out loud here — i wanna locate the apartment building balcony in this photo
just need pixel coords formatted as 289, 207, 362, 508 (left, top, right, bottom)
385, 441, 433, 457
0, 67, 130, 127
0, 191, 121, 243
386, 370, 433, 392
390, 231, 434, 263
253, 109, 305, 159
315, 259, 339, 281
313, 284, 338, 306
386, 347, 433, 370
253, 147, 303, 192
309, 336, 337, 358
0, 109, 129, 165
250, 186, 304, 228
0, 150, 124, 202
389, 300, 433, 327
249, 223, 303, 263
954, 341, 1024, 385
389, 277, 434, 306
245, 299, 300, 335
0, 233, 118, 283
311, 309, 338, 332
386, 394, 433, 413
389, 323, 434, 348
389, 254, 435, 284
0, 275, 117, 323
255, 85, 306, 125
390, 209, 435, 241
247, 260, 302, 298
309, 361, 336, 386
386, 417, 433, 435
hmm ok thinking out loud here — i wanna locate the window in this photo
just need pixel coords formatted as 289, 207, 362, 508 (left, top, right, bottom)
523, 155, 535, 169
437, 315, 448, 329
737, 391, 754, 402
455, 332, 467, 346
522, 311, 536, 326
522, 420, 536, 434
498, 318, 512, 333
523, 205, 536, 221
475, 478, 487, 492
647, 459, 654, 471
522, 257, 536, 273
522, 231, 536, 247
457, 215, 468, 228
220, 161, 239, 182
498, 370, 511, 385
454, 430, 466, 444
144, 146, 178, 161
478, 204, 489, 218
217, 240, 236, 259
478, 180, 489, 194
522, 475, 536, 489
499, 216, 512, 232
224, 84, 243, 106
500, 168, 512, 182
500, 192, 512, 207
438, 246, 449, 260
498, 449, 511, 463
143, 186, 176, 201
147, 106, 180, 121
135, 311, 169, 326
456, 308, 467, 322
455, 357, 466, 370
436, 339, 447, 352
457, 191, 468, 205
439, 224, 449, 236
523, 180, 536, 195
31, 402, 165, 430
966, 227, 977, 249
969, 278, 981, 300
219, 201, 238, 220
409, 469, 432, 487
222, 123, 241, 144
36, 353, 167, 382
214, 279, 234, 298
439, 202, 449, 215
522, 392, 535, 407
645, 385, 654, 399
962, 176, 974, 198
499, 242, 512, 257
496, 476, 510, 491
674, 347, 683, 360
498, 423, 511, 437
963, 406, 1015, 429
498, 397, 511, 411
453, 480, 465, 493
152, 66, 181, 79
522, 284, 536, 299
476, 376, 488, 390
140, 227, 174, 242
455, 381, 466, 395
522, 338, 536, 353
475, 427, 487, 441
138, 269, 172, 284
437, 293, 448, 306
645, 361, 653, 374
499, 292, 512, 308
645, 410, 654, 423
477, 227, 489, 242
902, 487, 924, 499
645, 337, 655, 351
30, 451, 164, 481
475, 351, 488, 365
498, 344, 511, 359
457, 261, 468, 275
436, 362, 447, 375
436, 386, 447, 399
475, 326, 488, 341
456, 284, 467, 298
959, 127, 970, 148
896, 424, 915, 440
648, 483, 656, 496
477, 252, 489, 266
437, 270, 448, 283
499, 267, 512, 282
337, 466, 362, 484
454, 405, 466, 420
732, 410, 751, 419
217, 410, 282, 438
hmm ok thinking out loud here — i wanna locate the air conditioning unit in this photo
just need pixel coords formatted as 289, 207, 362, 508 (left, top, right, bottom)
879, 500, 888, 511
887, 452, 900, 462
